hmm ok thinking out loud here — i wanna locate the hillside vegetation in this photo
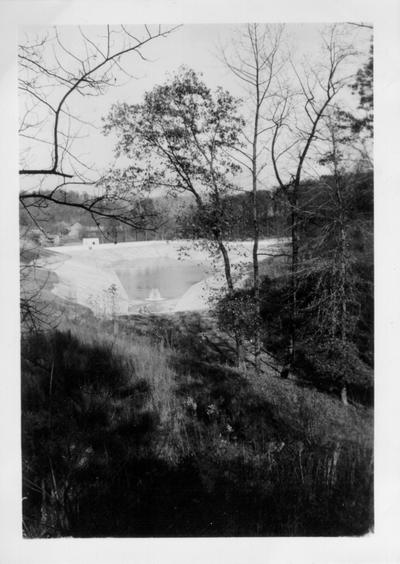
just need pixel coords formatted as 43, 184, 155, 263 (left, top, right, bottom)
22, 306, 373, 537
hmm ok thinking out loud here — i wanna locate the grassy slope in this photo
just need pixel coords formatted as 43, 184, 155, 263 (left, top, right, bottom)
105, 312, 372, 447
22, 300, 373, 536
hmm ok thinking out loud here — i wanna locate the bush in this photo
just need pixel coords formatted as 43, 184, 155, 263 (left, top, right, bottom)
215, 289, 259, 342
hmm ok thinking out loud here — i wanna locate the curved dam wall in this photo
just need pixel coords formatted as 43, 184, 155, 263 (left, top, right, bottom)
41, 249, 130, 316
43, 239, 285, 316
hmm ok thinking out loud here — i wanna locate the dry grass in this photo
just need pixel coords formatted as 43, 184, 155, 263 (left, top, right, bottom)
22, 304, 373, 536
58, 314, 188, 461
237, 360, 372, 447
60, 307, 372, 450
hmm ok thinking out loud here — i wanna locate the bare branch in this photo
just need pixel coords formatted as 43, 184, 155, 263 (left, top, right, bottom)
19, 24, 181, 178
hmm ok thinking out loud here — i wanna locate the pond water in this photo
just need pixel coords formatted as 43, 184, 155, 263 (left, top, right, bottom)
115, 257, 208, 304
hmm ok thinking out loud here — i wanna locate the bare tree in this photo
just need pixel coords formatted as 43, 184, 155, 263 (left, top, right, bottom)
271, 25, 355, 375
294, 105, 373, 404
223, 23, 284, 373
346, 22, 373, 30
19, 24, 180, 227
19, 25, 179, 330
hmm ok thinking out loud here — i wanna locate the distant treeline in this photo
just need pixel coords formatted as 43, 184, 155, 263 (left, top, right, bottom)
20, 188, 289, 245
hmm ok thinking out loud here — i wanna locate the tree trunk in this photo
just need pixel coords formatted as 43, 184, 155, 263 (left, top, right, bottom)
217, 236, 244, 365
341, 384, 348, 406
252, 105, 261, 374
339, 224, 349, 407
339, 223, 347, 341
289, 189, 299, 371
40, 479, 48, 529
333, 136, 349, 407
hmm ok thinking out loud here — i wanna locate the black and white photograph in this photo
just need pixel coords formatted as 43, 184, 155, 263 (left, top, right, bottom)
1, 0, 400, 561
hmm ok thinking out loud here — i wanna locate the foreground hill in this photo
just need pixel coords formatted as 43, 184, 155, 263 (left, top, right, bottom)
21, 303, 373, 537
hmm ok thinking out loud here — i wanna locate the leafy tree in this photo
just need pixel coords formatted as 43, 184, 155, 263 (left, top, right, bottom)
348, 42, 373, 136
103, 67, 246, 362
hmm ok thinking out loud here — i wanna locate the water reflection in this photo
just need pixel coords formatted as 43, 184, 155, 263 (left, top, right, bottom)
115, 257, 208, 304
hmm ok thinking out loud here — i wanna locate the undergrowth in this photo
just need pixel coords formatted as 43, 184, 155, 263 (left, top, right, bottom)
21, 312, 373, 537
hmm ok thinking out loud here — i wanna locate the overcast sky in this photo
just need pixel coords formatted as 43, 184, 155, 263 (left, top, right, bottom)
19, 23, 372, 193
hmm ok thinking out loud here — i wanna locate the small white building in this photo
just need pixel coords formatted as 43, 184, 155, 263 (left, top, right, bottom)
82, 237, 100, 250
